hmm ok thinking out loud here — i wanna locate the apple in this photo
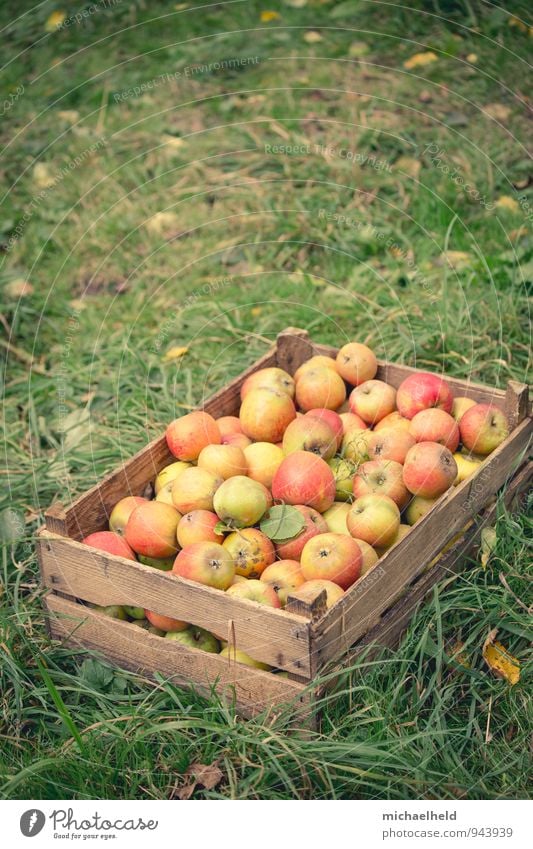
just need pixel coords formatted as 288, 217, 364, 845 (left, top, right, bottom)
374, 411, 412, 433
124, 605, 145, 620
222, 527, 275, 578
282, 416, 337, 459
260, 560, 305, 606
240, 387, 296, 443
155, 483, 177, 506
219, 647, 271, 670
347, 494, 401, 547
145, 609, 188, 632
177, 510, 224, 547
272, 451, 336, 513
375, 523, 411, 555
166, 411, 221, 460
305, 408, 344, 448
410, 408, 460, 452
213, 476, 271, 528
352, 539, 379, 575
326, 457, 357, 501
453, 452, 482, 485
222, 432, 253, 450
336, 342, 377, 386
300, 532, 362, 590
139, 553, 175, 571
341, 427, 371, 464
171, 466, 223, 514
294, 355, 337, 383
295, 367, 346, 412
405, 495, 439, 525
216, 415, 243, 440
240, 367, 295, 400
154, 461, 191, 494
339, 411, 368, 434
109, 496, 147, 535
125, 502, 180, 559
396, 372, 453, 419
322, 501, 351, 534
165, 625, 220, 653
197, 443, 248, 480
172, 541, 235, 590
82, 531, 137, 561
275, 504, 328, 560
352, 459, 409, 508
226, 579, 281, 608
93, 604, 128, 620
230, 574, 248, 585
452, 396, 476, 422
243, 442, 284, 488
349, 379, 396, 425
367, 427, 416, 464
403, 442, 457, 498
459, 404, 509, 455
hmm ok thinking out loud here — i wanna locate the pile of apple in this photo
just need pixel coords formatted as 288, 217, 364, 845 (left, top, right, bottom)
82, 342, 509, 671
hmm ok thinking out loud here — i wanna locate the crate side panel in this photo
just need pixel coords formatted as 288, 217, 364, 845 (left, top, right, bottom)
45, 594, 309, 721
314, 417, 532, 667
38, 532, 312, 676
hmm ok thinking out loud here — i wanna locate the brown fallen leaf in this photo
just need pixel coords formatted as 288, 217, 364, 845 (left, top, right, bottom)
173, 761, 224, 800
5, 279, 34, 298
304, 31, 323, 43
437, 251, 471, 269
450, 640, 470, 668
395, 156, 421, 178
484, 103, 511, 121
482, 629, 520, 686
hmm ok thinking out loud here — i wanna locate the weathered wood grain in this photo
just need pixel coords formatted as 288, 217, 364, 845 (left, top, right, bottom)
38, 530, 311, 675
44, 594, 309, 721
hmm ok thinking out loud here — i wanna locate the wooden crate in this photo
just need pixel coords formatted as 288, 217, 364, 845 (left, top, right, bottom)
37, 328, 532, 724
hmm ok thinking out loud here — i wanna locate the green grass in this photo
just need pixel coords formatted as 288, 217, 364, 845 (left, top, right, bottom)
0, 0, 531, 799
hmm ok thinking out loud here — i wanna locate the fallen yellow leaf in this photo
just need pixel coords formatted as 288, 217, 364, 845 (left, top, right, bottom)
403, 51, 438, 70
5, 279, 34, 299
466, 53, 478, 63
250, 307, 262, 316
483, 633, 520, 686
45, 11, 66, 31
485, 103, 511, 121
145, 211, 180, 236
260, 11, 280, 22
450, 640, 470, 668
163, 346, 188, 362
58, 110, 80, 123
304, 31, 323, 43
494, 196, 520, 214
480, 526, 497, 568
508, 16, 527, 33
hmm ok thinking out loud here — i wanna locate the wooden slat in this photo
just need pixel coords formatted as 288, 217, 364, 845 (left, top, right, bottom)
312, 416, 532, 668
276, 328, 315, 374
45, 348, 277, 541
37, 530, 312, 676
44, 594, 309, 721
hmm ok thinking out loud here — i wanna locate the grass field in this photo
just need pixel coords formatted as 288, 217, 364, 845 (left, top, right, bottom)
1, 0, 531, 799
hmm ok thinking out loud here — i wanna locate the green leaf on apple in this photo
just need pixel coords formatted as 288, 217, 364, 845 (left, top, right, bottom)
214, 521, 234, 535
259, 505, 306, 542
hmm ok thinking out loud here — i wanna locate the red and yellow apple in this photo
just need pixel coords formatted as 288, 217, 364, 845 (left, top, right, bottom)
459, 404, 509, 455
374, 411, 412, 433
197, 443, 248, 480
216, 415, 243, 441
219, 647, 271, 670
353, 539, 379, 575
301, 532, 362, 590
240, 387, 296, 443
453, 452, 482, 485
260, 560, 305, 606
125, 502, 180, 558
155, 461, 191, 494
367, 427, 416, 464
243, 442, 284, 488
410, 408, 460, 452
166, 411, 221, 460
272, 451, 336, 513
405, 494, 439, 525
347, 494, 400, 547
82, 531, 137, 561
402, 442, 457, 498
145, 609, 188, 632
352, 459, 409, 508
349, 380, 396, 425
108, 496, 146, 535
451, 396, 476, 422
222, 527, 275, 578
294, 355, 337, 383
322, 501, 351, 535
172, 466, 223, 513
305, 408, 344, 449
240, 367, 295, 400
222, 432, 252, 450
341, 427, 371, 464
282, 415, 337, 459
172, 541, 234, 590
396, 372, 453, 419
297, 579, 344, 608
339, 411, 368, 433
165, 625, 220, 652
295, 367, 346, 412
226, 579, 281, 608
336, 342, 377, 386
177, 510, 224, 547
375, 523, 411, 555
